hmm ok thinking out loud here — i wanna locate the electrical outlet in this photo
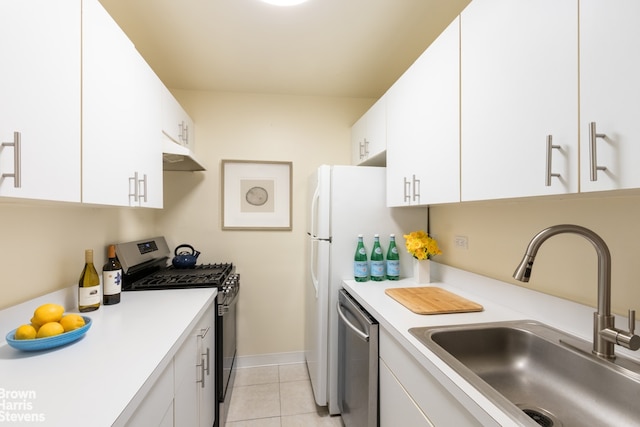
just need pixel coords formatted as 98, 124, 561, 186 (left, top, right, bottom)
454, 235, 469, 249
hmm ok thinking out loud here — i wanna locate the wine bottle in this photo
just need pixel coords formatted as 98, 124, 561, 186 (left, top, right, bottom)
102, 245, 122, 305
78, 249, 101, 312
386, 234, 400, 280
354, 234, 369, 282
370, 234, 385, 281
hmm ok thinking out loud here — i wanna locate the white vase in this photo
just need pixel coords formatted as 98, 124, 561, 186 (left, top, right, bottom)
413, 259, 431, 284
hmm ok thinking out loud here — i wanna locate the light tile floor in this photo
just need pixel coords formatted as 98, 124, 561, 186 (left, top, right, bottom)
226, 363, 343, 427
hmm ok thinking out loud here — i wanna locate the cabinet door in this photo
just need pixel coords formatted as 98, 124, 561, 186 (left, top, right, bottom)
174, 331, 198, 427
387, 17, 460, 207
380, 359, 434, 427
351, 96, 386, 166
82, 0, 162, 208
460, 0, 578, 201
162, 84, 195, 151
579, 0, 640, 192
350, 114, 367, 165
0, 0, 81, 202
197, 308, 216, 427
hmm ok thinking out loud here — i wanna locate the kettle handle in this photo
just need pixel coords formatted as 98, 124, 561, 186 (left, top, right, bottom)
175, 244, 195, 256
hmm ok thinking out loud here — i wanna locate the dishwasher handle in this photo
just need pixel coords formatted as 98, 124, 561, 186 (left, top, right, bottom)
337, 301, 370, 342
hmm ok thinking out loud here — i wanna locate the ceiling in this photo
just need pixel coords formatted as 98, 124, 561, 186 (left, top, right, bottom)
98, 0, 470, 99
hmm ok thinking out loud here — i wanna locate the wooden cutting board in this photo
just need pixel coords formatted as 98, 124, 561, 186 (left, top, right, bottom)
385, 287, 483, 315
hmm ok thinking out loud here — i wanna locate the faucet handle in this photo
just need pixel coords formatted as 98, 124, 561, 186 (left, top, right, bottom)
629, 309, 636, 335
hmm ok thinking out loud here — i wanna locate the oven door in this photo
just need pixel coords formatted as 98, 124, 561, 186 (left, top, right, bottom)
216, 287, 238, 427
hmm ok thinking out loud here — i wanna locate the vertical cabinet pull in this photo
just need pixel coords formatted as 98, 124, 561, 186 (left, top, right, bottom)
589, 122, 607, 181
403, 177, 411, 202
2, 131, 21, 188
138, 173, 148, 203
359, 139, 369, 160
129, 172, 139, 202
196, 357, 205, 388
129, 172, 148, 205
402, 175, 421, 204
545, 135, 561, 186
178, 121, 189, 145
412, 174, 420, 202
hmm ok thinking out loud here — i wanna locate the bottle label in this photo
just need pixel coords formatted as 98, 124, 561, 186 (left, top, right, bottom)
371, 260, 385, 278
354, 261, 368, 278
386, 260, 400, 277
357, 247, 366, 256
79, 285, 101, 306
374, 247, 382, 255
103, 269, 122, 296
390, 247, 398, 255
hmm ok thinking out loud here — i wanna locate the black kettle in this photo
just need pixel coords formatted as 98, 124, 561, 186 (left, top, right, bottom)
172, 244, 201, 269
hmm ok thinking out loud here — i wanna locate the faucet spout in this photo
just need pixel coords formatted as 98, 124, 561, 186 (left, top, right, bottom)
513, 224, 638, 360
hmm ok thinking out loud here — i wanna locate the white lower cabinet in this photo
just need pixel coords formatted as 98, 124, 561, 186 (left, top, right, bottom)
125, 361, 174, 427
174, 329, 198, 426
174, 305, 215, 427
197, 308, 216, 427
379, 327, 495, 427
380, 358, 433, 427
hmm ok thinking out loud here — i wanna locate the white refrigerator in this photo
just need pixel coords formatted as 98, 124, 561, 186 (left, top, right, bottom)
305, 164, 427, 414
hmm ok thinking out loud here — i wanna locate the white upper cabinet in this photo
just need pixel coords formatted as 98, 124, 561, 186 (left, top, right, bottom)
460, 0, 578, 202
82, 0, 162, 208
386, 17, 460, 207
351, 96, 386, 166
0, 0, 81, 202
579, 0, 640, 193
161, 84, 195, 152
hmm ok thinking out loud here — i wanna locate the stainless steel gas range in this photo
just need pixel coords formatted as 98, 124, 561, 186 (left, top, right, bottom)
115, 236, 238, 427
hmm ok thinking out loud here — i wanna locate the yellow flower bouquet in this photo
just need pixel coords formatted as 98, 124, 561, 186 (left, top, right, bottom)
403, 230, 442, 260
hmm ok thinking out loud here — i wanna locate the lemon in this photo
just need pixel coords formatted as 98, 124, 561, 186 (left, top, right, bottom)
36, 322, 64, 338
14, 324, 37, 340
32, 303, 65, 326
59, 314, 85, 332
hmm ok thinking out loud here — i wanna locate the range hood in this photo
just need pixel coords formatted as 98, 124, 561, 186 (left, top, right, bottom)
162, 134, 205, 171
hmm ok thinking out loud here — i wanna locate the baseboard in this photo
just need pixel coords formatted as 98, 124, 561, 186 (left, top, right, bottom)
235, 351, 305, 368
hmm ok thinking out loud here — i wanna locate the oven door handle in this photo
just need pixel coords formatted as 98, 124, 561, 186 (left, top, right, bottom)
218, 293, 239, 316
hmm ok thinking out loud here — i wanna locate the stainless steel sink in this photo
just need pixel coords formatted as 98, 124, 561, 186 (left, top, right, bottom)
409, 320, 640, 427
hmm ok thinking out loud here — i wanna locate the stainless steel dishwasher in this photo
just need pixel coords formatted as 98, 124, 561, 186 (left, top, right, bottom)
337, 289, 379, 427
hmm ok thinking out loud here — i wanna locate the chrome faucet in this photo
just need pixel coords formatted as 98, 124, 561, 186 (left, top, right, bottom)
513, 224, 640, 360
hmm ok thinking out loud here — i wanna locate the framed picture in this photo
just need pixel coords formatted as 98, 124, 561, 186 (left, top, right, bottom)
221, 160, 293, 230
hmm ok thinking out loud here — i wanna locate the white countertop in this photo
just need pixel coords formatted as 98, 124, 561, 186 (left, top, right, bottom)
0, 286, 217, 426
343, 263, 640, 426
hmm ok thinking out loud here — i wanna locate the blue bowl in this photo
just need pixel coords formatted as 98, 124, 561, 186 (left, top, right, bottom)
5, 316, 92, 351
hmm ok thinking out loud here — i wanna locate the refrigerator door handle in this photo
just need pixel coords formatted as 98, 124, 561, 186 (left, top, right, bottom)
309, 184, 321, 297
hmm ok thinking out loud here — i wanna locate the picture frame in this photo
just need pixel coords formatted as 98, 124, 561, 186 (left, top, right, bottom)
221, 160, 293, 230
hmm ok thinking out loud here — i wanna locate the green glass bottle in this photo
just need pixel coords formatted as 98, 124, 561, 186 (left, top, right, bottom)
386, 234, 400, 280
354, 234, 369, 282
370, 234, 385, 281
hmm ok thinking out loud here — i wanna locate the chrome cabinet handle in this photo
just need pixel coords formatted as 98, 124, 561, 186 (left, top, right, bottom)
403, 177, 410, 203
412, 174, 420, 203
203, 347, 211, 375
359, 141, 365, 159
545, 135, 561, 186
138, 173, 148, 203
363, 138, 369, 158
2, 131, 21, 188
129, 172, 139, 202
589, 122, 607, 181
196, 356, 206, 388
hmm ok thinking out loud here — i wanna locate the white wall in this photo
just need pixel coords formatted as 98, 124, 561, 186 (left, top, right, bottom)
431, 191, 640, 316
158, 91, 372, 357
0, 201, 158, 309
